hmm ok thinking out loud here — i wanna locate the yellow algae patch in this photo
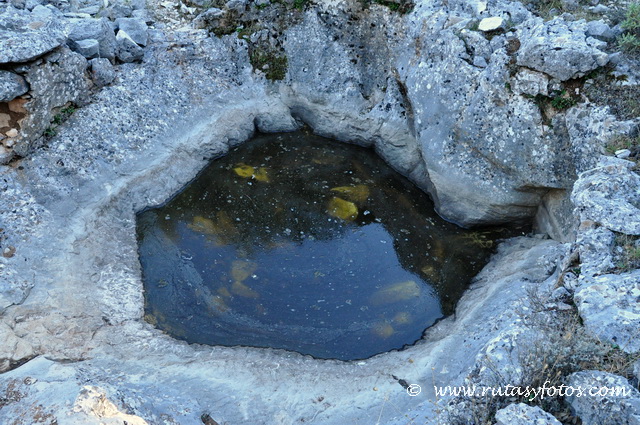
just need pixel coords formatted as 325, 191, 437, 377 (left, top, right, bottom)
188, 216, 217, 235
421, 265, 439, 282
217, 287, 232, 298
327, 197, 358, 221
372, 322, 395, 339
254, 167, 270, 182
233, 163, 271, 182
330, 185, 370, 203
231, 260, 257, 282
232, 280, 260, 298
144, 314, 158, 326
393, 312, 412, 325
369, 280, 421, 305
233, 163, 254, 178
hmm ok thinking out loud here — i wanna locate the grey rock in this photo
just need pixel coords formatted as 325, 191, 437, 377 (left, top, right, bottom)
512, 68, 549, 96
130, 0, 147, 10
0, 70, 29, 102
472, 55, 487, 68
89, 57, 115, 87
0, 6, 66, 64
572, 164, 640, 235
576, 225, 615, 277
567, 371, 640, 424
193, 7, 225, 29
574, 270, 640, 353
255, 0, 270, 5
590, 4, 610, 14
478, 16, 504, 32
131, 9, 152, 23
9, 47, 91, 161
30, 4, 53, 19
495, 403, 562, 425
115, 17, 149, 46
115, 30, 144, 63
78, 5, 100, 15
586, 19, 616, 41
616, 149, 632, 159
71, 38, 100, 59
68, 18, 117, 60
517, 18, 609, 81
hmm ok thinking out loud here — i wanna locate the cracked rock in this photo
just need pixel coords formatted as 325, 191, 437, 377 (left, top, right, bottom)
517, 17, 609, 81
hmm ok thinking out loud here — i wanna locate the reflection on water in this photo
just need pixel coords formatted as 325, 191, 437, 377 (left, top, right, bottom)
137, 131, 524, 361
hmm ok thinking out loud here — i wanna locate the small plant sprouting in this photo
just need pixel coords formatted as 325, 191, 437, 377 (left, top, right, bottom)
619, 2, 640, 52
550, 90, 577, 110
44, 104, 77, 138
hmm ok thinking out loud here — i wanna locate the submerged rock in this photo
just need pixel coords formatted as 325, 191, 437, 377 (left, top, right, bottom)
369, 280, 421, 305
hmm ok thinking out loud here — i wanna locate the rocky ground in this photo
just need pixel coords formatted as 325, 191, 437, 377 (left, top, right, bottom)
0, 0, 639, 423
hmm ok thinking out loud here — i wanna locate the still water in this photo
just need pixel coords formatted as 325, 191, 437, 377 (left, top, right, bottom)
137, 131, 521, 360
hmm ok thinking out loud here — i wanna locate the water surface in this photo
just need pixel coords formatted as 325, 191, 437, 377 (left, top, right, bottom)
137, 132, 521, 360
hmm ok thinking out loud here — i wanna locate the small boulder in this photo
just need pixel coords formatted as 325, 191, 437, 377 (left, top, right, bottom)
68, 18, 117, 60
512, 68, 549, 97
0, 70, 29, 102
478, 16, 504, 32
71, 38, 100, 59
89, 58, 115, 87
115, 30, 144, 63
115, 17, 148, 46
586, 19, 616, 41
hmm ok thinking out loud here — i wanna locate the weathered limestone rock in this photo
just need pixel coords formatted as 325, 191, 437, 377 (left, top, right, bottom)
572, 163, 640, 235
7, 47, 91, 161
512, 68, 549, 97
586, 19, 616, 41
478, 16, 504, 32
495, 403, 562, 425
115, 17, 148, 46
116, 30, 144, 62
89, 57, 116, 87
517, 18, 609, 81
0, 70, 29, 102
67, 17, 117, 60
0, 6, 66, 63
566, 371, 640, 424
72, 38, 100, 59
574, 270, 640, 353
